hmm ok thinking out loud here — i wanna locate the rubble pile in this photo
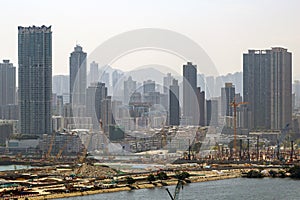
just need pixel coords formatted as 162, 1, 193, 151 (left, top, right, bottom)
72, 163, 117, 178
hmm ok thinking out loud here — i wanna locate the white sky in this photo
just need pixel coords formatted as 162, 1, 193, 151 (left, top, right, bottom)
0, 0, 299, 79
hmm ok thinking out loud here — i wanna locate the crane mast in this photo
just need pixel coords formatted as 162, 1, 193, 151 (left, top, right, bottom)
230, 99, 248, 157
45, 132, 56, 159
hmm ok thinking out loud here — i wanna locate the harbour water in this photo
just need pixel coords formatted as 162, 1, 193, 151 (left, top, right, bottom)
0, 165, 31, 171
58, 178, 300, 200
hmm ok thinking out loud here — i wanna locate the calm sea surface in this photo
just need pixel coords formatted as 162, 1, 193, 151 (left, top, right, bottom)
0, 165, 31, 171
57, 178, 300, 200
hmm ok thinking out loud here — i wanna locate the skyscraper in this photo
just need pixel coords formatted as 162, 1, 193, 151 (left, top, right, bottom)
86, 82, 107, 130
197, 87, 205, 126
294, 80, 300, 109
70, 45, 87, 105
205, 76, 215, 99
52, 75, 69, 95
88, 61, 99, 85
0, 60, 16, 106
124, 76, 136, 104
183, 62, 199, 125
18, 25, 52, 135
143, 80, 155, 94
197, 74, 205, 91
101, 96, 113, 132
221, 83, 235, 116
206, 99, 218, 126
243, 47, 292, 130
169, 79, 179, 125
112, 70, 122, 88
100, 71, 110, 87
163, 73, 173, 94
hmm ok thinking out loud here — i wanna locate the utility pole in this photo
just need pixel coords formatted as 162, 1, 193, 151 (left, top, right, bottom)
188, 139, 191, 160
247, 138, 250, 162
277, 138, 280, 160
256, 135, 259, 161
239, 139, 242, 160
290, 140, 294, 161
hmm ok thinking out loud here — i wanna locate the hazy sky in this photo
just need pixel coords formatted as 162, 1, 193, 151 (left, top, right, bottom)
0, 0, 299, 79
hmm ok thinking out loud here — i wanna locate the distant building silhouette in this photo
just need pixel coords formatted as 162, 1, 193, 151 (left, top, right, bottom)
0, 60, 16, 106
169, 79, 180, 126
143, 80, 155, 94
205, 76, 215, 99
101, 96, 113, 132
206, 99, 218, 126
294, 80, 300, 109
221, 83, 235, 116
112, 70, 122, 88
86, 82, 107, 130
124, 76, 136, 104
88, 61, 99, 85
197, 87, 205, 126
52, 75, 69, 95
100, 71, 110, 88
163, 73, 173, 94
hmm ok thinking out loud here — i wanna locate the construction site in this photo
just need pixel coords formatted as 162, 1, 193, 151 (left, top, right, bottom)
0, 120, 299, 199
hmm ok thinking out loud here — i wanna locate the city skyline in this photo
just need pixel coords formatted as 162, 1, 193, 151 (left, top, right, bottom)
0, 1, 299, 80
0, 2, 300, 197
0, 4, 298, 142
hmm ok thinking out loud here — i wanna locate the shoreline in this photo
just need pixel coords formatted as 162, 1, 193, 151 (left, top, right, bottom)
25, 170, 241, 200
4, 164, 297, 200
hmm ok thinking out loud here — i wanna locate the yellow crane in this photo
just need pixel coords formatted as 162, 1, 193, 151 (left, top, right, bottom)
56, 134, 72, 160
230, 99, 248, 156
161, 122, 167, 149
78, 131, 93, 164
45, 132, 56, 159
75, 130, 93, 175
99, 119, 109, 155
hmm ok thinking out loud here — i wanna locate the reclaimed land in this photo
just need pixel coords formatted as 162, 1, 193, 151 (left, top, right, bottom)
27, 170, 240, 200
2, 162, 299, 200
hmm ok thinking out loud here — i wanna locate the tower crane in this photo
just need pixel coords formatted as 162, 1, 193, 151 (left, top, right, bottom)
56, 133, 73, 160
75, 130, 93, 175
45, 131, 56, 159
161, 122, 167, 149
277, 124, 290, 160
99, 119, 109, 155
230, 98, 248, 157
78, 131, 92, 164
